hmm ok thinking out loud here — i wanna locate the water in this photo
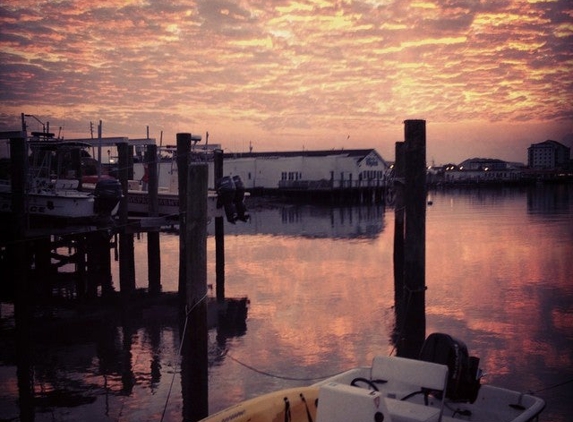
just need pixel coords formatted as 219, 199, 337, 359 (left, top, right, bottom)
1, 184, 572, 421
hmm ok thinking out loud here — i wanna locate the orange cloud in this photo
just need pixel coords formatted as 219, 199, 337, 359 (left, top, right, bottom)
0, 0, 571, 163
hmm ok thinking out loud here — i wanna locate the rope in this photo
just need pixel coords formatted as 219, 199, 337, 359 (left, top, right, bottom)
533, 378, 573, 394
160, 294, 208, 422
387, 285, 415, 357
222, 351, 347, 382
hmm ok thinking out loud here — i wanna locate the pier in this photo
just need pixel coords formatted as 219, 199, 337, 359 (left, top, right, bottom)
0, 121, 424, 421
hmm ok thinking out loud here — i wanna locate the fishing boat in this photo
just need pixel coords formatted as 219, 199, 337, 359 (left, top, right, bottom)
200, 333, 545, 422
83, 170, 248, 222
80, 142, 248, 222
0, 139, 122, 221
120, 179, 220, 219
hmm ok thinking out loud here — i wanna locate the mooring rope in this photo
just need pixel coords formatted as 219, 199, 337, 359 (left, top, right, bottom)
532, 378, 573, 394
221, 350, 347, 382
160, 294, 208, 422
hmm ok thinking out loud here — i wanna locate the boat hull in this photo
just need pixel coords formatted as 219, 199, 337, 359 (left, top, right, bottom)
200, 363, 545, 422
200, 387, 318, 422
0, 189, 99, 219
126, 189, 223, 219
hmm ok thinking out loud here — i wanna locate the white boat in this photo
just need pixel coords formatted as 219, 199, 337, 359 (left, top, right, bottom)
200, 333, 545, 422
125, 152, 249, 222
79, 143, 247, 222
123, 179, 223, 220
83, 176, 248, 222
0, 140, 121, 221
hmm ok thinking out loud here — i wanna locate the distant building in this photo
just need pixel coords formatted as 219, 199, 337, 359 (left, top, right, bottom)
222, 149, 390, 190
528, 140, 571, 169
458, 158, 511, 171
442, 158, 522, 183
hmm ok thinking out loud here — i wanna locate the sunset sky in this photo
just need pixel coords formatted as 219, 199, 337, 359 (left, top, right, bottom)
1, 0, 572, 164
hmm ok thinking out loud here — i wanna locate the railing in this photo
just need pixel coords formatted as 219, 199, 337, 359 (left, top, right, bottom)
278, 179, 387, 189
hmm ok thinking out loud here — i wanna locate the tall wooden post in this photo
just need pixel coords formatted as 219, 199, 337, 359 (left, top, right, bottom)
146, 144, 161, 295
177, 133, 191, 303
181, 163, 209, 421
214, 149, 225, 302
393, 141, 406, 342
118, 142, 135, 297
10, 135, 35, 421
401, 119, 427, 358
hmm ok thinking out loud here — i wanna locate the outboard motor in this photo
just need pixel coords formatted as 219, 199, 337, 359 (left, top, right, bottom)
217, 176, 238, 223
419, 333, 482, 403
93, 179, 122, 216
232, 175, 249, 222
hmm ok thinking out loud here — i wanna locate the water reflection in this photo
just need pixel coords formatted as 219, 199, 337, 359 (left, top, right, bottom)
424, 185, 573, 422
0, 298, 248, 421
527, 184, 570, 215
1, 187, 572, 421
219, 204, 386, 238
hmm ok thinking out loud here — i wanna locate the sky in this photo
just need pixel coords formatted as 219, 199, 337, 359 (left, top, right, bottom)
1, 0, 572, 164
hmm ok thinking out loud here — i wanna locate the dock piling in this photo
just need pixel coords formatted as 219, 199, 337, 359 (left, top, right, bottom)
10, 134, 35, 421
145, 144, 161, 295
118, 141, 135, 298
177, 133, 191, 303
181, 162, 209, 421
393, 141, 406, 334
400, 119, 427, 358
214, 149, 225, 302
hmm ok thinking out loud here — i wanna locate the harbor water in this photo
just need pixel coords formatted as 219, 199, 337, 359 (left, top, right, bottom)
1, 184, 572, 421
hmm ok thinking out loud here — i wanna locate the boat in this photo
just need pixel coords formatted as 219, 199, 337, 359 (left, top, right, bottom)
79, 142, 249, 222
122, 179, 227, 220
0, 139, 122, 221
83, 172, 249, 222
200, 333, 545, 422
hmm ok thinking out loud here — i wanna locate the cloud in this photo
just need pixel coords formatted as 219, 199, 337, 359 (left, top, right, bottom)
0, 0, 571, 162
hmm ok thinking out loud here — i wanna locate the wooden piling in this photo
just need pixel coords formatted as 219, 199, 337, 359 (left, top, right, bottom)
117, 142, 135, 298
401, 119, 427, 358
177, 133, 191, 303
145, 145, 161, 295
214, 149, 225, 302
10, 134, 35, 421
181, 162, 209, 421
393, 141, 406, 335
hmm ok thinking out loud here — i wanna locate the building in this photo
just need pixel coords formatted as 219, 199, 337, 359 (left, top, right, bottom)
129, 148, 390, 203
221, 149, 390, 191
458, 158, 511, 171
528, 140, 571, 169
442, 158, 523, 184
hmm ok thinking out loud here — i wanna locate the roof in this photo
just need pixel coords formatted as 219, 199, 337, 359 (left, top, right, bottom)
529, 140, 569, 149
460, 157, 506, 164
222, 148, 379, 160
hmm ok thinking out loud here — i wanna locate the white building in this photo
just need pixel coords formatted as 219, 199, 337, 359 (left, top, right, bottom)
221, 149, 390, 190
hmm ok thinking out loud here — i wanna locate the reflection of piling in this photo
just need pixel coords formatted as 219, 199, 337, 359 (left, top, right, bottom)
214, 149, 225, 302
86, 231, 114, 299
400, 119, 427, 358
145, 144, 161, 295
181, 162, 209, 421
